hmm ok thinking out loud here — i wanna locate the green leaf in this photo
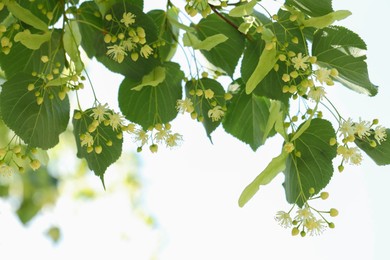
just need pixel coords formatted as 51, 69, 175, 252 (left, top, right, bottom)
223, 86, 275, 151
0, 73, 70, 149
312, 26, 378, 96
239, 151, 288, 207
63, 21, 84, 74
5, 0, 48, 31
147, 8, 179, 61
285, 0, 333, 17
185, 78, 226, 139
283, 118, 337, 206
72, 109, 123, 182
195, 14, 245, 76
303, 10, 351, 29
355, 129, 390, 165
245, 45, 277, 94
0, 29, 65, 79
94, 0, 143, 15
119, 62, 183, 129
13, 29, 52, 50
183, 32, 228, 51
229, 0, 257, 17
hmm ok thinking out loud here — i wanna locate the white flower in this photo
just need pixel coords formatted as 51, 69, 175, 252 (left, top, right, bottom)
291, 53, 310, 70
120, 12, 136, 27
305, 218, 326, 236
80, 132, 94, 147
166, 133, 183, 147
338, 146, 362, 165
207, 106, 224, 122
140, 44, 153, 58
374, 125, 387, 144
354, 118, 370, 138
134, 129, 149, 145
176, 98, 194, 114
339, 118, 355, 138
106, 44, 127, 63
91, 103, 110, 122
295, 205, 314, 223
121, 38, 136, 51
315, 68, 332, 85
108, 112, 124, 131
275, 211, 292, 228
307, 86, 326, 101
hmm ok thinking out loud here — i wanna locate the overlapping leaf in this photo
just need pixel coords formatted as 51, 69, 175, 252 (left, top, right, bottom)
355, 129, 390, 165
285, 0, 333, 17
72, 109, 123, 181
223, 85, 275, 151
119, 62, 183, 129
0, 73, 70, 149
185, 78, 226, 139
283, 118, 337, 206
312, 26, 378, 96
195, 14, 245, 76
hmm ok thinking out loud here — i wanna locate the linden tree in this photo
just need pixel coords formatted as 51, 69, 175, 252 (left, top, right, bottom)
0, 0, 389, 237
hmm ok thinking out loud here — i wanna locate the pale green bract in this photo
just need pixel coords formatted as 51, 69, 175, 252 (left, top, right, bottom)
229, 0, 257, 17
183, 32, 228, 51
14, 30, 52, 50
302, 10, 352, 29
132, 66, 166, 91
63, 21, 84, 74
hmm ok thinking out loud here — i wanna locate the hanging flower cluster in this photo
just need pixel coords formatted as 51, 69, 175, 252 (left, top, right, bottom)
0, 143, 42, 176
104, 11, 154, 63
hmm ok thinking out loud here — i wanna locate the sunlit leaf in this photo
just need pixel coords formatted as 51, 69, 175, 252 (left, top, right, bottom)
283, 118, 337, 206
13, 30, 51, 50
355, 129, 390, 166
312, 26, 378, 96
285, 0, 333, 17
229, 0, 257, 17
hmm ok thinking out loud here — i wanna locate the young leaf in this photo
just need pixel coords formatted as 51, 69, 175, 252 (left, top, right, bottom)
0, 73, 70, 149
223, 86, 275, 151
119, 62, 183, 129
355, 129, 390, 165
195, 14, 245, 76
239, 151, 288, 207
312, 26, 378, 96
72, 109, 123, 182
283, 118, 337, 206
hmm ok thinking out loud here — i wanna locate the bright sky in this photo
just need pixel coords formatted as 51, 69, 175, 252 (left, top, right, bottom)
1, 1, 390, 260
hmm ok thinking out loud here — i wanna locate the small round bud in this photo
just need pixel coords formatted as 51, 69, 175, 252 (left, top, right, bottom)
106, 140, 113, 146
291, 227, 300, 236
224, 92, 233, 101
328, 222, 335, 229
309, 187, 315, 195
149, 144, 158, 153
94, 145, 103, 154
291, 37, 299, 44
338, 165, 344, 172
37, 96, 44, 105
87, 146, 93, 153
300, 230, 306, 237
12, 145, 22, 154
29, 159, 41, 171
329, 137, 337, 146
320, 192, 329, 200
27, 83, 35, 91
329, 208, 339, 217
372, 119, 379, 125
74, 112, 82, 120
369, 140, 377, 148
136, 146, 142, 153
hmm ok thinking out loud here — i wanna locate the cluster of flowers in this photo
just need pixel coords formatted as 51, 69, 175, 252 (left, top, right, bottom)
0, 144, 42, 177
176, 77, 232, 123
76, 103, 183, 154
184, 0, 227, 17
104, 11, 153, 63
335, 118, 387, 169
130, 123, 183, 153
74, 103, 125, 154
275, 189, 338, 237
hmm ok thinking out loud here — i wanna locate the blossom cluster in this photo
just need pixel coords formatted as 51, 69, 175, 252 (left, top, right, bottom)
336, 118, 387, 168
176, 77, 232, 123
104, 11, 154, 63
0, 144, 42, 177
275, 190, 338, 237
